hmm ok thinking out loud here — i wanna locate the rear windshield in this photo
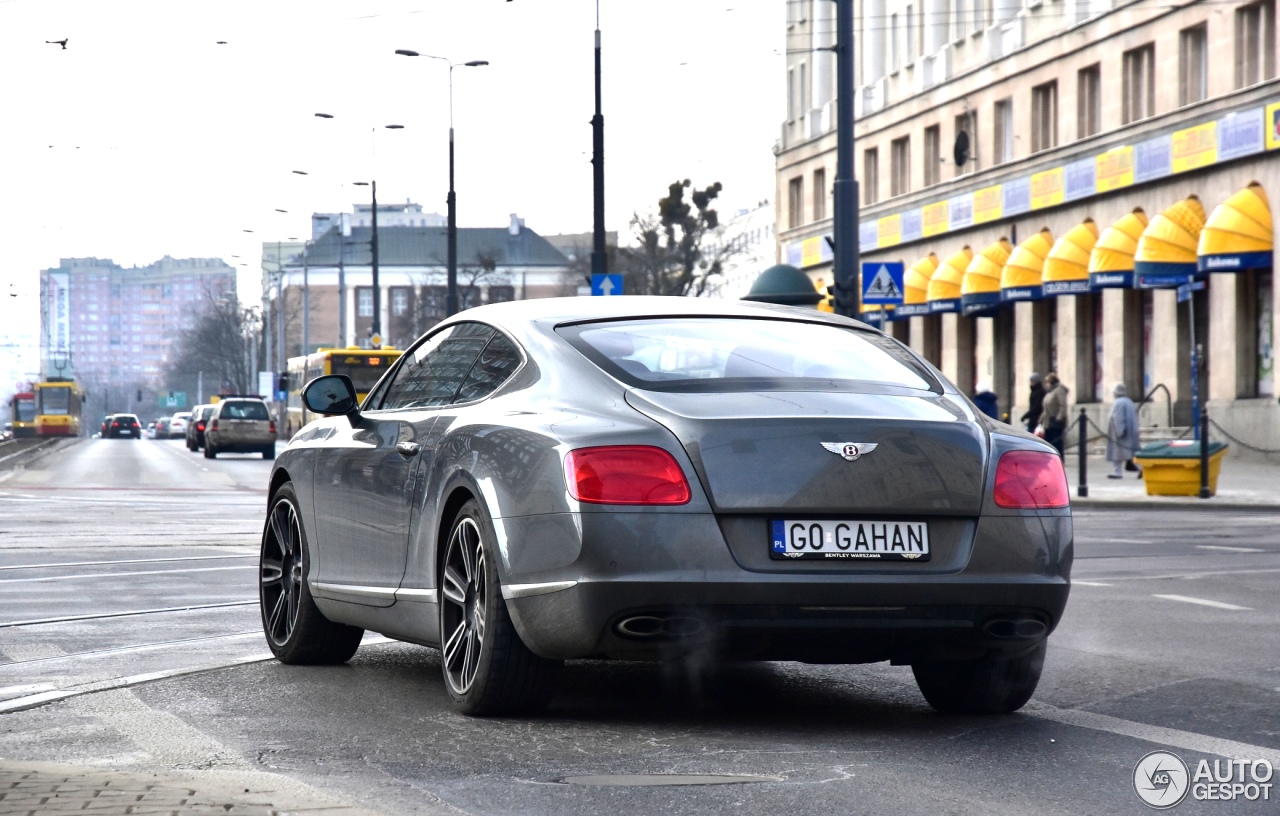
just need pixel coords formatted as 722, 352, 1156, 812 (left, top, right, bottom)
221, 401, 270, 420
558, 318, 937, 394
331, 354, 392, 394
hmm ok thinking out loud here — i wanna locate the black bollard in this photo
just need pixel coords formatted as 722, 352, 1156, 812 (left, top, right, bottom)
1077, 407, 1088, 498
1199, 407, 1211, 499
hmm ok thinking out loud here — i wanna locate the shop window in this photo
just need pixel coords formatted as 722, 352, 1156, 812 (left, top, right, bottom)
1259, 272, 1275, 397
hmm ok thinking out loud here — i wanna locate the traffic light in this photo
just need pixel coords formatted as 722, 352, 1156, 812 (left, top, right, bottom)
136, 389, 143, 402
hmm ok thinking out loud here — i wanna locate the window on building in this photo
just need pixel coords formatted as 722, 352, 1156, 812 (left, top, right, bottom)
812, 168, 827, 221
890, 136, 911, 197
1179, 24, 1208, 105
974, 0, 989, 32
799, 62, 808, 118
923, 125, 941, 187
788, 176, 804, 228
1122, 44, 1156, 124
994, 98, 1014, 164
1236, 0, 1276, 88
486, 285, 516, 304
864, 148, 880, 205
1031, 81, 1058, 153
358, 288, 373, 317
955, 112, 977, 176
1077, 64, 1101, 139
787, 67, 796, 121
906, 4, 916, 64
890, 13, 901, 72
391, 288, 409, 316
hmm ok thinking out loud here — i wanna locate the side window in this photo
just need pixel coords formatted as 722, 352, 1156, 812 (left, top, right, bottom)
380, 322, 495, 410
455, 333, 522, 403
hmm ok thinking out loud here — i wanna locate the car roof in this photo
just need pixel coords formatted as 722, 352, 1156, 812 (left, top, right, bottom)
431, 295, 876, 332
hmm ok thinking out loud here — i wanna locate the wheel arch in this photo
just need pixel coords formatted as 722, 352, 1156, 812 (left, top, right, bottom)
435, 481, 480, 585
268, 466, 292, 507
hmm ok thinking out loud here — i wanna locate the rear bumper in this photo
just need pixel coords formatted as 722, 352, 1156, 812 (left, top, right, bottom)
498, 510, 1071, 663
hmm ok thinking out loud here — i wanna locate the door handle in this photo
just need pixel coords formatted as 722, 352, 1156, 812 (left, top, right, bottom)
396, 441, 421, 457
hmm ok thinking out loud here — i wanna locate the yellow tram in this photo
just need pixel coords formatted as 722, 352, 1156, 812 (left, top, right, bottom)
34, 378, 85, 437
284, 347, 401, 437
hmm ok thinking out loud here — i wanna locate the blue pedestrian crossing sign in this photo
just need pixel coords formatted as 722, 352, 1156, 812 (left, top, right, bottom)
861, 262, 905, 304
591, 273, 623, 296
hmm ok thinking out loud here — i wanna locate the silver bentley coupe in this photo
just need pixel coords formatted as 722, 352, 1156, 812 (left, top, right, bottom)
260, 296, 1071, 716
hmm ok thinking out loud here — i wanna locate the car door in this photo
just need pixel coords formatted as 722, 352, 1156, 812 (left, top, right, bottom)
310, 322, 496, 604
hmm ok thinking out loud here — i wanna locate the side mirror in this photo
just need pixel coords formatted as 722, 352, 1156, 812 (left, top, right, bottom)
303, 375, 360, 423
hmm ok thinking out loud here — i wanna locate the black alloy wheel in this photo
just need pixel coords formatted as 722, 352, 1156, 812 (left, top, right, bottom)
439, 499, 561, 715
258, 483, 363, 664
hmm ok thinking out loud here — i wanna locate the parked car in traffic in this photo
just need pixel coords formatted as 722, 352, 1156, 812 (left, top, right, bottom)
145, 421, 157, 439
169, 411, 191, 439
205, 398, 275, 459
261, 297, 1072, 718
154, 417, 172, 438
186, 404, 215, 451
100, 415, 113, 436
104, 414, 141, 439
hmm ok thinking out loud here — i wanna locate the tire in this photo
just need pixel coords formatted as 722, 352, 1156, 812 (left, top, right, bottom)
912, 641, 1047, 715
260, 482, 364, 664
440, 499, 561, 716
204, 442, 216, 459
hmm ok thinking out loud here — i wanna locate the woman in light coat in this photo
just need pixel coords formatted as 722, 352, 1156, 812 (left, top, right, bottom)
1107, 382, 1141, 478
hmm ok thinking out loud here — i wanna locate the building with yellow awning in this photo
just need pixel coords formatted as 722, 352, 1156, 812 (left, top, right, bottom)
1002, 228, 1054, 301
1043, 219, 1099, 296
895, 253, 939, 319
1199, 182, 1273, 273
927, 246, 973, 314
1088, 208, 1148, 289
960, 238, 1012, 317
1135, 196, 1207, 289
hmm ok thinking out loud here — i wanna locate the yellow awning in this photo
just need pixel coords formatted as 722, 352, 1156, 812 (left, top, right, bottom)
1135, 196, 1206, 287
1001, 228, 1053, 301
961, 237, 1012, 316
926, 246, 974, 313
815, 277, 834, 313
1199, 181, 1273, 272
1088, 208, 1148, 288
1043, 218, 1099, 295
903, 253, 940, 305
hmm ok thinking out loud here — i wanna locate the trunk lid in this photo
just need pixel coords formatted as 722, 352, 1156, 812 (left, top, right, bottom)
626, 390, 987, 515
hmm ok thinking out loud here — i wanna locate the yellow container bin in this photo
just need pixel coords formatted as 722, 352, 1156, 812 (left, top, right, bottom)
1133, 440, 1228, 496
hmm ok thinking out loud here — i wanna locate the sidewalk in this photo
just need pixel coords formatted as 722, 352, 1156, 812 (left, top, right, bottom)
1065, 452, 1280, 509
0, 761, 387, 816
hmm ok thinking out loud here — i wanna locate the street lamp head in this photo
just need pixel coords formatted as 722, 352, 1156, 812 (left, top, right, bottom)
464, 60, 489, 67
385, 124, 404, 129
292, 170, 308, 175
352, 181, 369, 186
314, 112, 334, 118
275, 208, 287, 213
243, 229, 254, 233
395, 49, 419, 57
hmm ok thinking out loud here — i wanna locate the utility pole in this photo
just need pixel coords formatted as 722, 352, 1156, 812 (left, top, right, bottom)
302, 242, 310, 357
447, 126, 459, 317
371, 180, 381, 347
832, 0, 861, 318
590, 4, 606, 280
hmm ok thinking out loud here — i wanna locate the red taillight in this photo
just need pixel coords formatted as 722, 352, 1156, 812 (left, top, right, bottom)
211, 419, 219, 432
994, 450, 1070, 509
269, 420, 276, 434
564, 446, 691, 505
197, 422, 205, 431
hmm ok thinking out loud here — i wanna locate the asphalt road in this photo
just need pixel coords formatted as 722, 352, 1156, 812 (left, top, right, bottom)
2, 438, 1279, 815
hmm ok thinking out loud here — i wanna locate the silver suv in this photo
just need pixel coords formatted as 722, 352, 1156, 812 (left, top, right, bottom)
204, 399, 276, 459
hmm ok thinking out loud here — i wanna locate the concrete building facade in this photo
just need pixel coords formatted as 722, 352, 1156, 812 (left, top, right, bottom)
705, 202, 778, 301
777, 0, 1280, 458
38, 256, 236, 409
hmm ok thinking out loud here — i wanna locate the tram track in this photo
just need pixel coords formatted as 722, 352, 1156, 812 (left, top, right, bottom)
0, 631, 263, 667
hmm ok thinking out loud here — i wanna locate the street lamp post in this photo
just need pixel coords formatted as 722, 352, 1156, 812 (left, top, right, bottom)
591, 5, 606, 280
394, 50, 488, 317
353, 181, 380, 346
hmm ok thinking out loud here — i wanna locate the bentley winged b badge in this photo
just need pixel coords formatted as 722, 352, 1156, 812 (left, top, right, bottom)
821, 442, 879, 462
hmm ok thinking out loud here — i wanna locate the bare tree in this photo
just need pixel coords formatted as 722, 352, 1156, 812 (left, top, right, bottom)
166, 287, 259, 396
457, 251, 503, 310
617, 179, 739, 297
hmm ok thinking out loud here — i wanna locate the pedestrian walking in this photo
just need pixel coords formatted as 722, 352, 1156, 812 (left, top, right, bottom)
1041, 372, 1069, 455
1106, 382, 1141, 478
1020, 372, 1045, 434
972, 381, 999, 419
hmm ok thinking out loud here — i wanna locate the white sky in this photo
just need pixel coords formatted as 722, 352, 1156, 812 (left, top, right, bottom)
0, 0, 784, 343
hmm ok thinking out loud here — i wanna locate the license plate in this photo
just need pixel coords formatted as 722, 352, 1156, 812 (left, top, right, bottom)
770, 519, 930, 561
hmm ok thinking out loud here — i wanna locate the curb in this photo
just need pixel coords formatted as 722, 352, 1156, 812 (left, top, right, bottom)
1071, 497, 1280, 511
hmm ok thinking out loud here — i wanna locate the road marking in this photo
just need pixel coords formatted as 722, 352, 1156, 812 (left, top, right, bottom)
0, 636, 391, 714
0, 683, 55, 696
0, 631, 262, 667
0, 554, 255, 572
1196, 545, 1264, 553
0, 600, 256, 629
1027, 704, 1280, 767
0, 565, 254, 584
1071, 580, 1113, 586
1152, 594, 1252, 610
